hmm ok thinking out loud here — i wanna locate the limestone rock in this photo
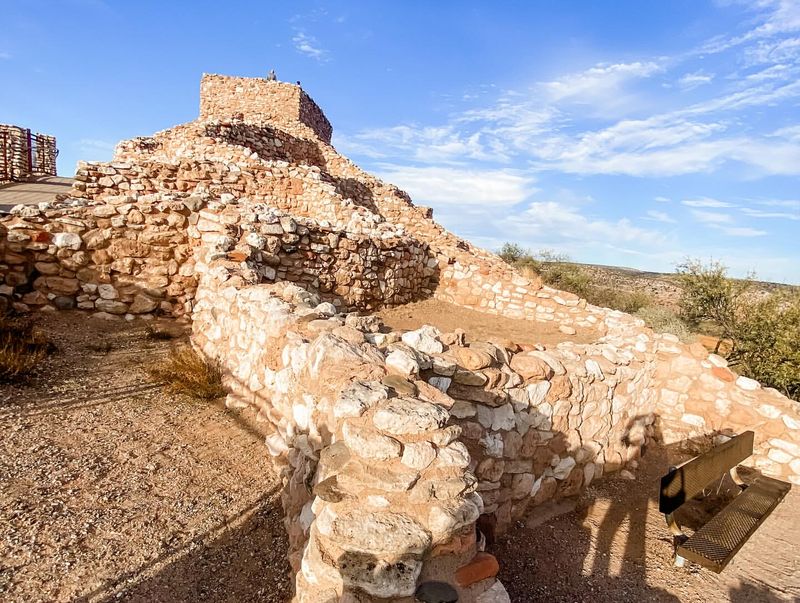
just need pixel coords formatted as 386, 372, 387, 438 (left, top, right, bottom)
372, 397, 449, 435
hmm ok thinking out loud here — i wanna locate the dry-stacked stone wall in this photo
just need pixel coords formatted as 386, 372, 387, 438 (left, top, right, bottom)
1, 124, 57, 181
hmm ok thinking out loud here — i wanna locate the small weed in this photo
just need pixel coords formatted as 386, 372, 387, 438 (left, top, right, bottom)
149, 345, 226, 400
144, 324, 177, 341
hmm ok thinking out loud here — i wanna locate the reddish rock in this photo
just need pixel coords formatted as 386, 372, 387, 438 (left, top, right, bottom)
712, 366, 735, 382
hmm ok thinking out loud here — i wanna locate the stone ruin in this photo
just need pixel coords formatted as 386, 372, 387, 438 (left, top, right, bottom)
0, 73, 798, 602
0, 124, 57, 182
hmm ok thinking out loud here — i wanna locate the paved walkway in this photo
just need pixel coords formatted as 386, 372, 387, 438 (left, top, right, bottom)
0, 176, 74, 211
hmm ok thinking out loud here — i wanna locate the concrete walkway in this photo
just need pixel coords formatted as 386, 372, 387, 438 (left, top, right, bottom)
0, 176, 74, 211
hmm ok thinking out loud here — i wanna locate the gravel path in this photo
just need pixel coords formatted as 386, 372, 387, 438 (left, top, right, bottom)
0, 313, 291, 603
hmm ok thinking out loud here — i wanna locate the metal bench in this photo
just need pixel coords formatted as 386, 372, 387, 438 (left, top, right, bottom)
659, 430, 791, 572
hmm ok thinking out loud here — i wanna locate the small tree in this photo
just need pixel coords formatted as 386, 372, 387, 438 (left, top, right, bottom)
676, 258, 752, 353
498, 242, 526, 265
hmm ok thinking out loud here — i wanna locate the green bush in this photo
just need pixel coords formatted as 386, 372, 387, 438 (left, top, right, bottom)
676, 258, 799, 399
729, 292, 800, 399
676, 258, 752, 348
496, 243, 653, 313
635, 305, 693, 342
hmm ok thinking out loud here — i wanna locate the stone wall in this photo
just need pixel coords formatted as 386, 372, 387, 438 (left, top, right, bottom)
199, 74, 333, 144
0, 192, 199, 317
191, 252, 501, 602
0, 124, 57, 182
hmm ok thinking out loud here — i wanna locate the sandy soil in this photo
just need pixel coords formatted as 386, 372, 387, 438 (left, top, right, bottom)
495, 445, 799, 602
0, 313, 291, 603
377, 299, 600, 347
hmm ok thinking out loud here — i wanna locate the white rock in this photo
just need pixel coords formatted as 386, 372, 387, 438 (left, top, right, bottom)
401, 325, 443, 355
552, 456, 576, 480
491, 403, 516, 431
53, 232, 82, 250
428, 376, 452, 393
385, 349, 420, 378
480, 432, 504, 458
314, 302, 337, 317
736, 376, 760, 391
436, 442, 471, 468
401, 441, 437, 470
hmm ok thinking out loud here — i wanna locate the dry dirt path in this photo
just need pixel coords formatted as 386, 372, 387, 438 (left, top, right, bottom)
0, 314, 291, 603
0, 176, 74, 212
496, 445, 799, 602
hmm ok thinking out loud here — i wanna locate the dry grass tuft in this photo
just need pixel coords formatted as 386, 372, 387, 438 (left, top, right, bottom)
0, 315, 52, 383
149, 345, 227, 400
144, 324, 178, 341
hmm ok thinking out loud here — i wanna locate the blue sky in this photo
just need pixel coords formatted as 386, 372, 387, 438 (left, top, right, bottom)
1, 1, 799, 283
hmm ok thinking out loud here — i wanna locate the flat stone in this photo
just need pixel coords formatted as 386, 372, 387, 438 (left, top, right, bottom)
454, 347, 494, 370
510, 352, 554, 381
382, 374, 418, 397
401, 441, 437, 470
415, 581, 459, 603
372, 397, 449, 435
342, 421, 402, 460
386, 349, 420, 377
455, 553, 500, 587
333, 381, 389, 418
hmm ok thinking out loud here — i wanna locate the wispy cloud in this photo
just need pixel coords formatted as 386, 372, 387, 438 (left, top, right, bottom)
678, 71, 714, 89
645, 209, 677, 223
741, 207, 800, 220
691, 209, 734, 224
292, 31, 329, 62
376, 165, 535, 206
0, 52, 11, 60
682, 197, 736, 208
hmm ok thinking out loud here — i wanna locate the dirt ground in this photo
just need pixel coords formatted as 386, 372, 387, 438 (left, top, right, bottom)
495, 445, 800, 603
0, 313, 291, 603
378, 299, 600, 347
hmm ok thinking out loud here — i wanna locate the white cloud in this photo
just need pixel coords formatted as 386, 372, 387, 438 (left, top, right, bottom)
645, 210, 677, 223
376, 165, 535, 206
741, 207, 800, 219
713, 225, 768, 236
678, 71, 714, 89
541, 61, 661, 104
691, 209, 734, 224
499, 201, 667, 245
654, 196, 671, 203
682, 197, 736, 208
0, 52, 10, 60
292, 31, 329, 62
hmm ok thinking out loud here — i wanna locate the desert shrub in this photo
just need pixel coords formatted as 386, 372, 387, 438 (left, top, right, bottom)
149, 346, 226, 400
0, 315, 52, 382
497, 243, 653, 313
677, 258, 799, 398
635, 305, 693, 342
585, 287, 653, 314
498, 242, 528, 265
728, 292, 800, 399
676, 258, 752, 346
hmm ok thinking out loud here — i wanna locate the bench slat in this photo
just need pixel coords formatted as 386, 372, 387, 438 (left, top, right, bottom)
677, 475, 791, 573
659, 431, 754, 515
